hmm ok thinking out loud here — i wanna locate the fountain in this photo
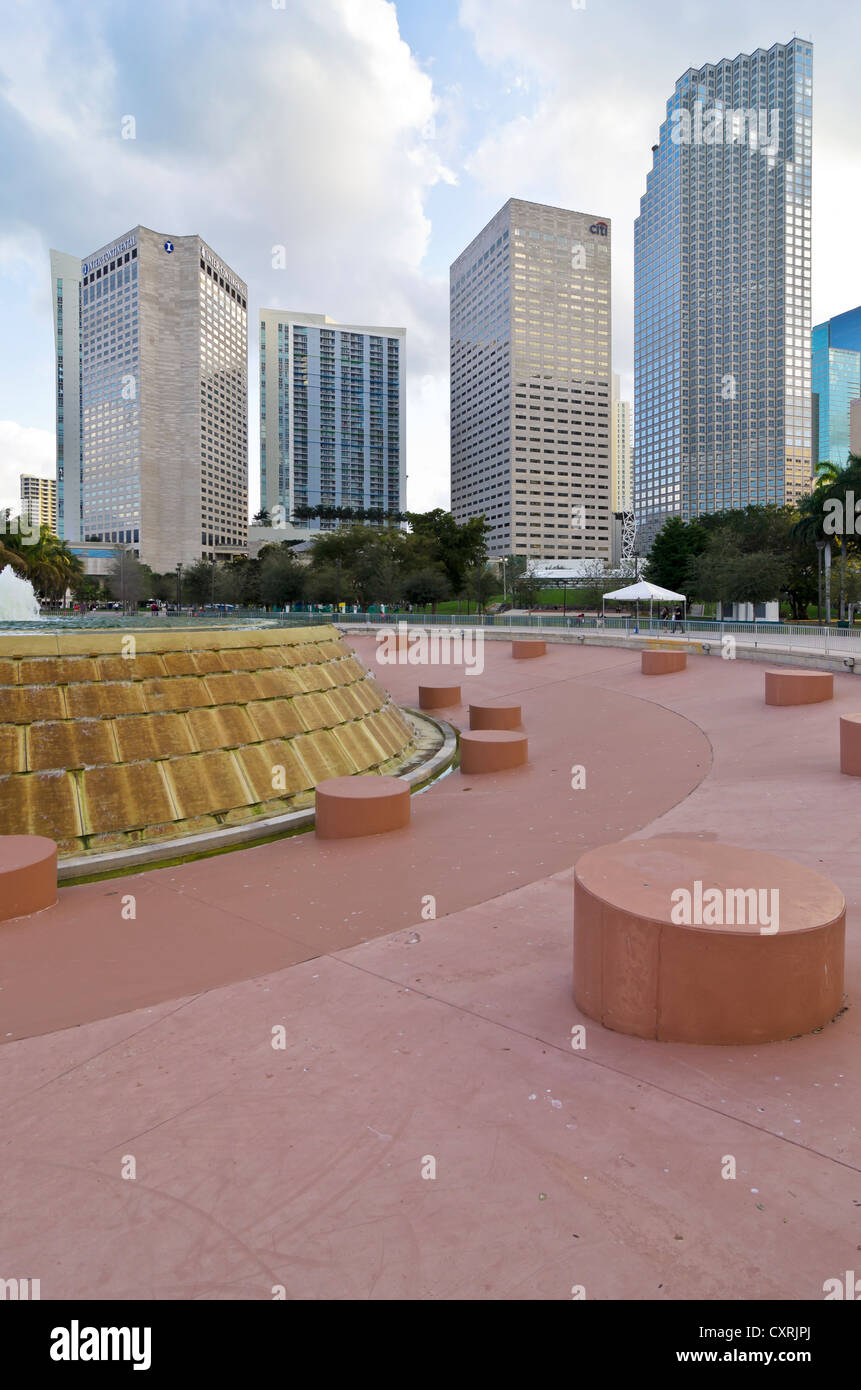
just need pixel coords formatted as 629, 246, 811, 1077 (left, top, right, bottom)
0, 565, 41, 622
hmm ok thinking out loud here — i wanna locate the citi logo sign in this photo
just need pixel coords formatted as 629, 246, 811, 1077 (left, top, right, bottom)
589, 222, 608, 236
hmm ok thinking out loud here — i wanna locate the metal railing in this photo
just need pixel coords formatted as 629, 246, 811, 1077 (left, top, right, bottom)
319, 609, 861, 659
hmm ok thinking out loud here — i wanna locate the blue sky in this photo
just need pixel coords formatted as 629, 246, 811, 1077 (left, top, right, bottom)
1, 0, 858, 517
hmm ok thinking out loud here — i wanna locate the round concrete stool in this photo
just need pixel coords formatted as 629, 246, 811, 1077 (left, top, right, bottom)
512, 640, 546, 659
765, 669, 833, 705
418, 683, 461, 710
839, 714, 861, 775
573, 837, 845, 1044
460, 729, 528, 774
0, 835, 58, 922
642, 649, 687, 675
315, 775, 410, 840
469, 703, 522, 731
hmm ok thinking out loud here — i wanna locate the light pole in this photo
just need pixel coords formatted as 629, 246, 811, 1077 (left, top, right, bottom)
816, 540, 825, 625
176, 562, 183, 613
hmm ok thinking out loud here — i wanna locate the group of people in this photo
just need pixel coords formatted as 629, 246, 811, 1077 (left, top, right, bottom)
659, 605, 685, 633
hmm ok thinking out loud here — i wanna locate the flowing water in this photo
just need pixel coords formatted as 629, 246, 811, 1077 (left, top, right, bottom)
0, 565, 41, 622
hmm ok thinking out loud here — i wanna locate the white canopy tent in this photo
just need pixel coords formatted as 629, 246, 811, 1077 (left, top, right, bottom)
602, 580, 687, 631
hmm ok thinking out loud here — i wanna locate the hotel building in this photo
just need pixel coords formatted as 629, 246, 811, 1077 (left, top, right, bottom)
50, 226, 248, 571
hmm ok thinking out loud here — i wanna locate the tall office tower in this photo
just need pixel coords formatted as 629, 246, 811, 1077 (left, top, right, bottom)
49, 250, 83, 542
612, 374, 634, 512
20, 475, 57, 532
51, 226, 248, 571
450, 198, 612, 560
812, 307, 861, 466
634, 39, 813, 549
259, 311, 405, 529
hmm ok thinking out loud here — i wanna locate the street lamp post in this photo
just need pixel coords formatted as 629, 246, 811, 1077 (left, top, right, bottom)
816, 540, 825, 625
176, 562, 183, 614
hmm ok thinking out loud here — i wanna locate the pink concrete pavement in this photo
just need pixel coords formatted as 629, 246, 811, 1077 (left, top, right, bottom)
1, 636, 859, 1300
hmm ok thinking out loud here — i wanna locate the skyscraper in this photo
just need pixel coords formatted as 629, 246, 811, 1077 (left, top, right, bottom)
51, 226, 248, 571
49, 250, 83, 542
612, 374, 633, 513
450, 198, 612, 561
634, 40, 813, 548
258, 311, 405, 529
812, 307, 861, 466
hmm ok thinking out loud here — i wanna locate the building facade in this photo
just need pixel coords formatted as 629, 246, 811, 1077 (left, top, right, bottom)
20, 475, 58, 532
450, 198, 612, 561
51, 226, 248, 571
612, 375, 634, 512
634, 40, 813, 549
811, 307, 861, 466
49, 250, 83, 542
258, 310, 405, 530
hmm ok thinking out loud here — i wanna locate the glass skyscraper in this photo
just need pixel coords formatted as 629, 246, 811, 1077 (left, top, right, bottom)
451, 198, 613, 560
634, 40, 813, 549
259, 311, 405, 530
811, 307, 861, 466
49, 250, 83, 542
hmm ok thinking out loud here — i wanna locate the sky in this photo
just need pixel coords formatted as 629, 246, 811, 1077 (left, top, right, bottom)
1, 0, 859, 519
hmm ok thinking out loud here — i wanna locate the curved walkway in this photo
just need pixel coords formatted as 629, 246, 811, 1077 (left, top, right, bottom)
1, 637, 859, 1300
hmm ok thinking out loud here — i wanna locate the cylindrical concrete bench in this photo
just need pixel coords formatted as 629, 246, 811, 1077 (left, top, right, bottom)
765, 669, 834, 705
460, 730, 528, 774
469, 703, 522, 731
839, 714, 861, 775
315, 775, 410, 839
573, 837, 845, 1045
0, 836, 58, 922
418, 683, 461, 710
642, 650, 687, 675
512, 640, 546, 659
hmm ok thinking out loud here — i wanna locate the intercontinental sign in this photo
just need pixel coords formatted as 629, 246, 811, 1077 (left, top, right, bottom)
202, 244, 245, 294
82, 234, 137, 276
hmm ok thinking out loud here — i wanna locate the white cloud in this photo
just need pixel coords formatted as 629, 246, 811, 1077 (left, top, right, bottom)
0, 421, 54, 513
0, 0, 455, 516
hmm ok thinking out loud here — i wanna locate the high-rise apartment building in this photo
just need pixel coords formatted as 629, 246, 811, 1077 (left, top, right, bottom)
259, 311, 405, 529
450, 198, 612, 560
20, 475, 57, 532
50, 226, 248, 571
634, 40, 813, 549
812, 307, 861, 466
612, 374, 633, 512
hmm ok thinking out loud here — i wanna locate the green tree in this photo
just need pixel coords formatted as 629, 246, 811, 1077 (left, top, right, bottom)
401, 567, 450, 611
686, 544, 788, 607
406, 509, 489, 596
645, 516, 707, 591
184, 558, 217, 606
259, 548, 305, 607
107, 547, 148, 611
